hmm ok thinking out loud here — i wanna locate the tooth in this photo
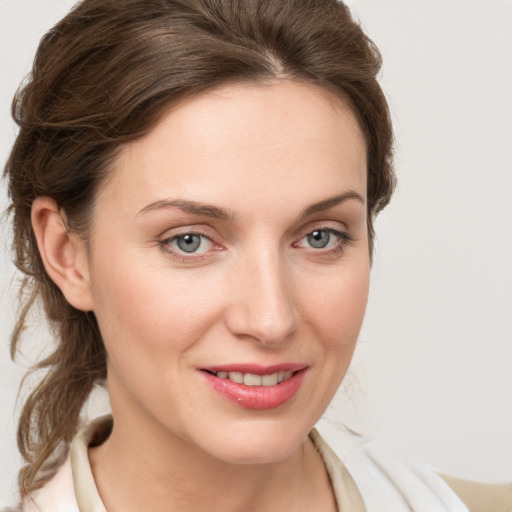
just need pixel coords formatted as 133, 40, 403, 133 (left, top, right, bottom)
244, 373, 262, 386
217, 371, 228, 379
284, 371, 293, 381
261, 373, 279, 386
228, 372, 244, 384
278, 371, 285, 383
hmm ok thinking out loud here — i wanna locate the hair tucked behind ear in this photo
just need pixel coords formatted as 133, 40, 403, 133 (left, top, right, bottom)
4, 0, 394, 498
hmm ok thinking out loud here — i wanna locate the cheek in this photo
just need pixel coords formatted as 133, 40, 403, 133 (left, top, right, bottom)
301, 263, 370, 350
296, 261, 369, 416
89, 252, 225, 358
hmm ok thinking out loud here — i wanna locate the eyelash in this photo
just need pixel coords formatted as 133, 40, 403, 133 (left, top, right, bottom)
158, 227, 353, 263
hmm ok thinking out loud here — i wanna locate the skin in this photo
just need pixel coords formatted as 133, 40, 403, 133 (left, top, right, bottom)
32, 80, 369, 511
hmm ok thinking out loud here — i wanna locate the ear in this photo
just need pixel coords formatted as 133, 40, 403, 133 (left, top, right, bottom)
31, 196, 94, 312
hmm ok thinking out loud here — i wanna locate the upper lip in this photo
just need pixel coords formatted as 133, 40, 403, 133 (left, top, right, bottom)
199, 363, 308, 375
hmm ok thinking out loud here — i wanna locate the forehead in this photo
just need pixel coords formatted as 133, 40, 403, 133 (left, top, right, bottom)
97, 80, 367, 216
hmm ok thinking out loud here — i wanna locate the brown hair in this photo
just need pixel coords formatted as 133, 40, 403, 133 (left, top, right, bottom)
4, 0, 395, 498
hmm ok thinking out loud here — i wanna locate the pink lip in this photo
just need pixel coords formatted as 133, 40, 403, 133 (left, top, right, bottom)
199, 364, 308, 410
201, 362, 307, 375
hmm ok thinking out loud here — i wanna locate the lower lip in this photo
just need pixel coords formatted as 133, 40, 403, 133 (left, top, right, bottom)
201, 369, 307, 410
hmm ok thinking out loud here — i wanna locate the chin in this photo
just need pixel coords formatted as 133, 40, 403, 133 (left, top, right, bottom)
192, 417, 313, 466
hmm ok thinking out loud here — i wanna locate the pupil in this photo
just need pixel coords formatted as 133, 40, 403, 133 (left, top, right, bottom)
308, 230, 329, 249
177, 234, 201, 252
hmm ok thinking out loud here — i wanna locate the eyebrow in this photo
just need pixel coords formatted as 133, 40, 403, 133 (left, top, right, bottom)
136, 191, 364, 221
299, 191, 365, 218
136, 199, 234, 221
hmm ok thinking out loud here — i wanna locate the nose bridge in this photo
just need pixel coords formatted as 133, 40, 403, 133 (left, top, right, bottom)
228, 245, 298, 346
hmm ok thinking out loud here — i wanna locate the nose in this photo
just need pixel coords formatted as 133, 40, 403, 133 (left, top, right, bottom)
225, 250, 298, 347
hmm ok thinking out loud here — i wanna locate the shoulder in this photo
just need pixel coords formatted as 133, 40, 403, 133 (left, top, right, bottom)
12, 416, 112, 512
311, 426, 511, 512
441, 474, 512, 512
20, 456, 79, 512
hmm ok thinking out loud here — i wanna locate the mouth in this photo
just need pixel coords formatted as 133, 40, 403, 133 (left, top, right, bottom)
199, 363, 308, 410
202, 369, 295, 386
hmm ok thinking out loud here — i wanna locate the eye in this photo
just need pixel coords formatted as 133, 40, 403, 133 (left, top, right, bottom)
165, 233, 213, 254
294, 228, 351, 252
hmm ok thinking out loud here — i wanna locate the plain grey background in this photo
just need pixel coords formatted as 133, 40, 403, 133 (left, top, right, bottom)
1, 0, 511, 505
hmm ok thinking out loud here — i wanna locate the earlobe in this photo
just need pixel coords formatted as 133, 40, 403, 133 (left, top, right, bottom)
31, 197, 94, 312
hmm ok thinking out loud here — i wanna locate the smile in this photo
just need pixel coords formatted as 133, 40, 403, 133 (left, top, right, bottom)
200, 364, 308, 410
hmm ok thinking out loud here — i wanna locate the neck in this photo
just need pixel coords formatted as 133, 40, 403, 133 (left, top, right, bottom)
88, 412, 335, 512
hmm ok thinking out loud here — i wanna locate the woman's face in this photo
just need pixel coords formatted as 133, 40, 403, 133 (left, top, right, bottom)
84, 81, 369, 464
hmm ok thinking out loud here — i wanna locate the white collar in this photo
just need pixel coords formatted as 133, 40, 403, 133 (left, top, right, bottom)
310, 428, 468, 512
23, 415, 468, 512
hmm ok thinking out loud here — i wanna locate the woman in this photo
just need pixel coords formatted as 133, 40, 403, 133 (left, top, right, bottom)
2, 0, 511, 511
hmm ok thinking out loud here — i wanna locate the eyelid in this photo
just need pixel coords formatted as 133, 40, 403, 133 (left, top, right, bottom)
294, 219, 351, 240
158, 223, 217, 240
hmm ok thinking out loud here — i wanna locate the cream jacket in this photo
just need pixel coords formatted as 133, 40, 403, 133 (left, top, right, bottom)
6, 416, 512, 512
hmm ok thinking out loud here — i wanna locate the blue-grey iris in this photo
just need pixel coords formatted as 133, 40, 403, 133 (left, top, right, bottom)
307, 230, 330, 249
177, 234, 202, 252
